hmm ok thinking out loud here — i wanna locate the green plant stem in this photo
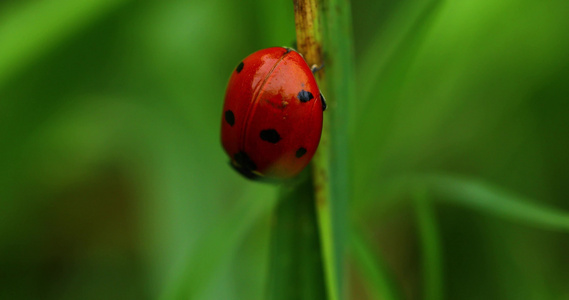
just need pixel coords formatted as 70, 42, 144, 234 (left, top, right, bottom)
292, 0, 355, 299
293, 0, 340, 299
320, 0, 356, 297
314, 192, 338, 300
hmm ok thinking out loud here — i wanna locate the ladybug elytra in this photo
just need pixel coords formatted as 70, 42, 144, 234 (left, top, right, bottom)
221, 47, 326, 180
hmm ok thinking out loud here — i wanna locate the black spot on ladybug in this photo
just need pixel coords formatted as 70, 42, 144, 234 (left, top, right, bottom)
297, 89, 314, 103
260, 129, 281, 143
236, 61, 244, 73
225, 110, 235, 126
320, 93, 327, 111
295, 147, 307, 158
234, 151, 257, 171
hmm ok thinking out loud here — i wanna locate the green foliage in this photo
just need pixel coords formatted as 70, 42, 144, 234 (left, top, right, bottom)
1, 0, 569, 299
268, 176, 327, 300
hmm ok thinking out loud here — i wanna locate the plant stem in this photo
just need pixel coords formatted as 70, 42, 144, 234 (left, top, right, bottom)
319, 0, 356, 297
293, 0, 349, 299
293, 0, 323, 66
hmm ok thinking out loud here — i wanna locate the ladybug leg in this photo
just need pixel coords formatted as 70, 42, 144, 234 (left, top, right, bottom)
311, 63, 325, 74
320, 92, 327, 111
310, 63, 327, 110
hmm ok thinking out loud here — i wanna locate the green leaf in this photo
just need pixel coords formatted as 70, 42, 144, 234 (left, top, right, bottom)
160, 192, 277, 300
350, 228, 401, 300
414, 189, 443, 300
425, 175, 569, 231
363, 174, 569, 232
318, 0, 358, 298
267, 176, 327, 300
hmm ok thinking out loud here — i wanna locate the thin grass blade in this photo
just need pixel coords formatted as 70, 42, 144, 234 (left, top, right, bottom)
414, 189, 443, 300
267, 176, 327, 300
350, 228, 401, 300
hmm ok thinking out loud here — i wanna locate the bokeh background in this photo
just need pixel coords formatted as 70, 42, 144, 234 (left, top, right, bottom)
2, 0, 569, 299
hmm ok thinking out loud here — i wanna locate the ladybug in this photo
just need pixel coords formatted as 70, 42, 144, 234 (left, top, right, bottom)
221, 47, 326, 180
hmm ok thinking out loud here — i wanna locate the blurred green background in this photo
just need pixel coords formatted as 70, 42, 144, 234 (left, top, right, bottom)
2, 0, 569, 299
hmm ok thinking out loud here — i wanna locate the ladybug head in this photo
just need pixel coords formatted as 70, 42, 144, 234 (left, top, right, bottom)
229, 161, 260, 180
230, 151, 262, 181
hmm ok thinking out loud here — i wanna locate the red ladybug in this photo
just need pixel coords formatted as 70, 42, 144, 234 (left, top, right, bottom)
221, 47, 326, 180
